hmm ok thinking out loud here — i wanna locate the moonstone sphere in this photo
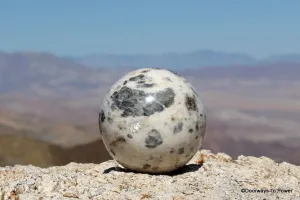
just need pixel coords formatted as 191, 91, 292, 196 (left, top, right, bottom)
99, 68, 206, 173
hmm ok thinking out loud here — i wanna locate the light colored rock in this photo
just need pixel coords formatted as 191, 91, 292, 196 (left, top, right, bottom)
99, 68, 206, 173
0, 150, 299, 200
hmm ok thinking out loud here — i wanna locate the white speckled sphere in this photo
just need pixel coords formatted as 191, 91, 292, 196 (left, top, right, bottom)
99, 68, 206, 173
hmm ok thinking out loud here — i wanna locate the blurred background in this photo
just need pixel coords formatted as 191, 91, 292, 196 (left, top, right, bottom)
0, 1, 299, 167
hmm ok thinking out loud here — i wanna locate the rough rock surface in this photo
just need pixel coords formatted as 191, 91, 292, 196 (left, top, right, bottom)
0, 149, 299, 200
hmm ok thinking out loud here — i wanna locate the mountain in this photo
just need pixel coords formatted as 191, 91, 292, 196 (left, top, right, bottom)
181, 62, 300, 80
71, 50, 300, 70
73, 50, 258, 69
264, 54, 300, 63
0, 51, 130, 97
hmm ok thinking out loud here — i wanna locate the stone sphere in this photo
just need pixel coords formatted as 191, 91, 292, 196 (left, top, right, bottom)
99, 68, 206, 173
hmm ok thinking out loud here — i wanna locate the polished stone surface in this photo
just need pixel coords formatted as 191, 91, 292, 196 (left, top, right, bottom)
99, 68, 206, 173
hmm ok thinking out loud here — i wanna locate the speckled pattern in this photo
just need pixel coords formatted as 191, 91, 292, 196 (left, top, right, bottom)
99, 68, 206, 173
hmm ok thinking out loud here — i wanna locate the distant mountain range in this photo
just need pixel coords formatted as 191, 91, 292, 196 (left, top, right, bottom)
69, 50, 300, 69
1, 51, 300, 97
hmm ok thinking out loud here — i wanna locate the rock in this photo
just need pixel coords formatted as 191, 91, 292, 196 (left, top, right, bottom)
0, 149, 299, 200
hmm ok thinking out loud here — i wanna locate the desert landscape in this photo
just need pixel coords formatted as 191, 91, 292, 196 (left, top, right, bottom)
0, 51, 299, 167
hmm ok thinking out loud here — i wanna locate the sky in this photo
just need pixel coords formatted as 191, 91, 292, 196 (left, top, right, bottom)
0, 1, 299, 58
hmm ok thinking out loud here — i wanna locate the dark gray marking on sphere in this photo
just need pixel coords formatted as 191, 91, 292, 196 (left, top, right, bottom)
137, 80, 145, 84
170, 148, 175, 153
120, 100, 135, 108
117, 124, 124, 130
195, 135, 199, 139
110, 136, 126, 147
100, 110, 106, 122
127, 134, 133, 139
178, 148, 185, 154
98, 114, 102, 135
111, 103, 117, 111
137, 83, 155, 88
112, 91, 118, 97
141, 69, 150, 73
185, 95, 197, 111
200, 114, 203, 117
123, 80, 128, 85
142, 101, 164, 116
164, 77, 172, 82
168, 70, 180, 76
195, 122, 199, 132
145, 129, 163, 148
99, 127, 102, 135
143, 164, 151, 169
173, 122, 183, 134
152, 68, 164, 70
155, 88, 175, 108
189, 128, 194, 133
110, 86, 175, 117
107, 117, 113, 124
115, 87, 133, 101
129, 74, 145, 81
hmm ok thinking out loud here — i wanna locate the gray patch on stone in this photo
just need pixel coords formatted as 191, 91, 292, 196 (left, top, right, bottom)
164, 77, 172, 82
154, 88, 175, 108
185, 95, 197, 111
178, 148, 185, 154
110, 86, 175, 118
173, 122, 183, 134
141, 69, 150, 73
137, 80, 145, 84
195, 122, 199, 132
137, 83, 155, 88
142, 101, 164, 116
129, 74, 145, 82
145, 129, 163, 148
107, 117, 113, 124
100, 110, 106, 122
110, 137, 126, 147
168, 70, 180, 76
111, 103, 117, 111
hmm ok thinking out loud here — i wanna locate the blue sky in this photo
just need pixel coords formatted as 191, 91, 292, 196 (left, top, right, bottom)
0, 1, 299, 58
